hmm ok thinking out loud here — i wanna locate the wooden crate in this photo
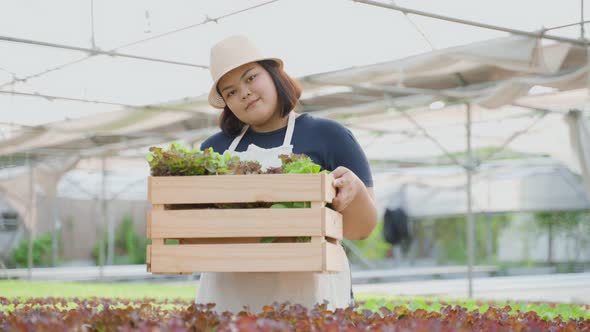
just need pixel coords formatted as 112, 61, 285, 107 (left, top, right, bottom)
146, 173, 344, 274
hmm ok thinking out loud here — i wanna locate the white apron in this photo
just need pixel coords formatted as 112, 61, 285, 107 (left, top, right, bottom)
196, 111, 353, 313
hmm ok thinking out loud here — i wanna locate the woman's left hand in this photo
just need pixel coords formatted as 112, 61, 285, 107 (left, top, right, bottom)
331, 166, 364, 212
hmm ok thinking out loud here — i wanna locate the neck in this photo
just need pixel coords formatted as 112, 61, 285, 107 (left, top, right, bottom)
250, 111, 295, 133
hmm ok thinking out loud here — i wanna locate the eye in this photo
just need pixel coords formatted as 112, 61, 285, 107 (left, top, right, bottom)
226, 90, 236, 98
247, 74, 257, 82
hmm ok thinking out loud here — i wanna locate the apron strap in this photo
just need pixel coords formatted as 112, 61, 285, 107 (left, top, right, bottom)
227, 111, 297, 152
227, 124, 249, 153
282, 111, 297, 147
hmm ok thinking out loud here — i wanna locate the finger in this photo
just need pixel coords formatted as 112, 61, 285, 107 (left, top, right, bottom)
331, 195, 344, 212
333, 177, 346, 188
331, 166, 349, 178
332, 193, 351, 212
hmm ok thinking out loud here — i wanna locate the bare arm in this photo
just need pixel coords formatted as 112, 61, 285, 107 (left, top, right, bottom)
331, 167, 378, 240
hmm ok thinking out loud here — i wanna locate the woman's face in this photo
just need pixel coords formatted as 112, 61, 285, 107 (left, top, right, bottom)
218, 62, 279, 127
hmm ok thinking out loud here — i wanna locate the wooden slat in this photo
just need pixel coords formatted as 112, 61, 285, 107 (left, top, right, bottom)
180, 237, 264, 244
149, 204, 164, 243
321, 242, 326, 271
324, 242, 345, 272
322, 173, 336, 203
150, 208, 336, 238
148, 173, 334, 204
323, 208, 343, 240
149, 243, 327, 272
311, 201, 325, 208
310, 236, 324, 244
146, 173, 342, 274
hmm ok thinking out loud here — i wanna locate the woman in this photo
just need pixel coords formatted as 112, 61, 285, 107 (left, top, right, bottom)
197, 35, 378, 313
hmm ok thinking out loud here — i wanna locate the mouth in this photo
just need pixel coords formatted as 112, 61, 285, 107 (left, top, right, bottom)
246, 98, 259, 110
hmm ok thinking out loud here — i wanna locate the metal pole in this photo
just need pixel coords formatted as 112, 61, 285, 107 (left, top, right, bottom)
26, 154, 34, 280
0, 90, 205, 114
0, 0, 278, 90
582, 0, 590, 108
97, 157, 106, 279
581, 0, 585, 40
353, 0, 588, 46
486, 213, 493, 262
485, 176, 493, 263
0, 35, 208, 69
466, 103, 475, 298
545, 20, 590, 32
105, 156, 114, 266
51, 194, 59, 266
90, 0, 97, 50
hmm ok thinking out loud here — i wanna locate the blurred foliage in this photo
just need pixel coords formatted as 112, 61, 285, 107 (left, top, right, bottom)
350, 214, 509, 264
347, 210, 590, 267
7, 231, 55, 268
435, 147, 528, 165
532, 210, 590, 264
534, 211, 589, 235
351, 221, 391, 260
92, 214, 147, 265
414, 214, 510, 265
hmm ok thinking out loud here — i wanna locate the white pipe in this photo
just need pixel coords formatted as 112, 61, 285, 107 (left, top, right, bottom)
466, 103, 475, 298
353, 0, 588, 46
0, 35, 208, 69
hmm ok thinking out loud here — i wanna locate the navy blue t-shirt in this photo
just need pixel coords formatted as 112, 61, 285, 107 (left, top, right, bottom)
200, 113, 373, 187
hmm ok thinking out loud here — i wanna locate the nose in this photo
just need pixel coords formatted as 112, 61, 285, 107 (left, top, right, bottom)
241, 88, 251, 100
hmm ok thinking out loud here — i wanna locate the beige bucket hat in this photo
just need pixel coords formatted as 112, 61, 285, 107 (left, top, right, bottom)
208, 35, 283, 109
